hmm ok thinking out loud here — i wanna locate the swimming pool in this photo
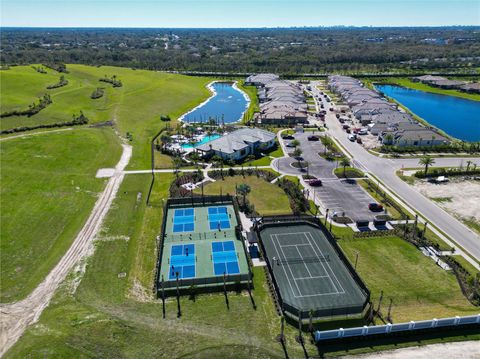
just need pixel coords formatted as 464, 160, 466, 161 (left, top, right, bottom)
181, 134, 221, 149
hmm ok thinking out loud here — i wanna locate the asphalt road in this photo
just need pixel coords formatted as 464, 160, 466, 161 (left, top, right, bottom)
310, 82, 480, 261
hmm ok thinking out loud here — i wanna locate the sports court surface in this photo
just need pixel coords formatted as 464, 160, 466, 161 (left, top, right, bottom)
259, 223, 368, 318
158, 202, 249, 291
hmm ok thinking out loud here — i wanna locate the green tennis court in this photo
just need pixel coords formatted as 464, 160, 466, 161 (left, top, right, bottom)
259, 222, 369, 320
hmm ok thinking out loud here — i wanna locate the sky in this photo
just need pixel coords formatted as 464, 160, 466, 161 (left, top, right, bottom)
1, 0, 479, 28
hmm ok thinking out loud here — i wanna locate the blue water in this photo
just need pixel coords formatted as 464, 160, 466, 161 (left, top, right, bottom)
181, 134, 221, 149
375, 84, 480, 142
182, 82, 248, 123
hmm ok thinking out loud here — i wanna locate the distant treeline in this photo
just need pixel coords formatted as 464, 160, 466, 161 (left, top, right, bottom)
0, 111, 89, 135
1, 27, 480, 74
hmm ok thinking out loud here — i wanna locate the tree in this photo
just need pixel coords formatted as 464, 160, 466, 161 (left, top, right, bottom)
339, 157, 350, 177
291, 139, 300, 148
236, 183, 251, 207
419, 155, 435, 175
160, 133, 171, 151
320, 135, 332, 155
466, 160, 472, 172
172, 156, 183, 177
293, 147, 303, 159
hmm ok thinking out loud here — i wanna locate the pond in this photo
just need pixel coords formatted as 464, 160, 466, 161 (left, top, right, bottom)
180, 82, 249, 124
375, 84, 480, 142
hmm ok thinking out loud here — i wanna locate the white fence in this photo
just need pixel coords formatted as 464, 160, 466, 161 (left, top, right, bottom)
315, 314, 480, 342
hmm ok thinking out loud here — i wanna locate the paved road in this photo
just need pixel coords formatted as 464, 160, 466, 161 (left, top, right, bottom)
310, 82, 480, 261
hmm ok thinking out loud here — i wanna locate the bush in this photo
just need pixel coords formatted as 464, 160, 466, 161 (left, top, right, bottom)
414, 167, 480, 178
160, 115, 171, 122
91, 87, 105, 99
46, 75, 68, 89
0, 111, 89, 135
99, 75, 122, 87
0, 94, 52, 118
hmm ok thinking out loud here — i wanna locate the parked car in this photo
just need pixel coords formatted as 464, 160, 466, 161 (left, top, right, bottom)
307, 135, 319, 141
336, 114, 340, 119
368, 203, 384, 212
352, 128, 361, 134
348, 134, 356, 141
346, 128, 351, 133
307, 179, 323, 187
342, 124, 350, 130
286, 142, 296, 147
356, 137, 363, 144
358, 128, 368, 135
283, 134, 295, 140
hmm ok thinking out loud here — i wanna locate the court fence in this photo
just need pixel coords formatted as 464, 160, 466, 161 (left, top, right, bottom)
255, 216, 371, 321
154, 195, 253, 296
314, 314, 480, 342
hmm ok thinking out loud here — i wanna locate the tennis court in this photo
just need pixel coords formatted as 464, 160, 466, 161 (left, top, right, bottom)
212, 240, 240, 275
259, 222, 369, 319
208, 206, 231, 230
173, 207, 195, 233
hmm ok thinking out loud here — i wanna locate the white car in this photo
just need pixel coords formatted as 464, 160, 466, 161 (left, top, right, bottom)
358, 128, 368, 135
348, 134, 356, 141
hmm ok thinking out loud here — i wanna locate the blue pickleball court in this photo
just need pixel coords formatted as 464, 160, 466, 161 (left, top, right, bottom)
211, 240, 240, 275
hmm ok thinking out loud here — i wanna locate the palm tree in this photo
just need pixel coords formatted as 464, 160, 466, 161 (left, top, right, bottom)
339, 157, 350, 177
160, 134, 171, 151
466, 160, 472, 172
236, 183, 251, 207
320, 135, 332, 155
419, 156, 435, 175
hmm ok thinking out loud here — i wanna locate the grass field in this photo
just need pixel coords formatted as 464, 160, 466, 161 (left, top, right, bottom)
5, 173, 312, 359
1, 65, 213, 169
0, 128, 121, 302
195, 175, 292, 216
333, 166, 365, 178
237, 80, 259, 123
339, 236, 478, 322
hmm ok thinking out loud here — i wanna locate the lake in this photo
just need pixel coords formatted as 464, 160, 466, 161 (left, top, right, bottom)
180, 82, 249, 124
375, 84, 480, 142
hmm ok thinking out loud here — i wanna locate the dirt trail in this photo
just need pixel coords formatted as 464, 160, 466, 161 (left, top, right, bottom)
0, 144, 132, 357
0, 128, 73, 142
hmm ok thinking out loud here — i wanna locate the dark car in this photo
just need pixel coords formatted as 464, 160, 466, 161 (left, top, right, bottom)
307, 135, 319, 141
346, 128, 351, 133
307, 179, 323, 187
342, 124, 350, 130
283, 134, 295, 140
368, 203, 384, 212
356, 137, 363, 144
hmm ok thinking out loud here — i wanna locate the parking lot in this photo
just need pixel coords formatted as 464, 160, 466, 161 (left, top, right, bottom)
311, 179, 381, 222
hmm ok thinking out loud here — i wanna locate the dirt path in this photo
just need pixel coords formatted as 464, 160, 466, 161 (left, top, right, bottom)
0, 128, 73, 142
348, 340, 480, 358
0, 143, 132, 357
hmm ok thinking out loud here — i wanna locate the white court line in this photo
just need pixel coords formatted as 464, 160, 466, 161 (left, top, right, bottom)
280, 243, 312, 248
302, 232, 341, 294
275, 235, 305, 295
294, 275, 331, 280
271, 234, 301, 297
294, 245, 314, 278
305, 231, 345, 294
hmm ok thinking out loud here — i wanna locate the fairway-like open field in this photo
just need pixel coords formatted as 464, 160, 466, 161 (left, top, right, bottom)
1, 64, 213, 169
194, 175, 292, 216
339, 236, 478, 322
0, 128, 121, 302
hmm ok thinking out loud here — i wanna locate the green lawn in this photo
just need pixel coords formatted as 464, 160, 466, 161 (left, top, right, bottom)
339, 236, 478, 322
0, 128, 121, 302
195, 175, 292, 216
5, 173, 310, 359
1, 64, 214, 170
237, 80, 259, 122
333, 166, 365, 178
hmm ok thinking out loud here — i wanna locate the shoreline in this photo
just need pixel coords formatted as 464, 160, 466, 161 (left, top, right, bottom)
177, 80, 250, 125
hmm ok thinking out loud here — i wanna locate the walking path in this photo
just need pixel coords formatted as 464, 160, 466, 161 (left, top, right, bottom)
0, 144, 132, 357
